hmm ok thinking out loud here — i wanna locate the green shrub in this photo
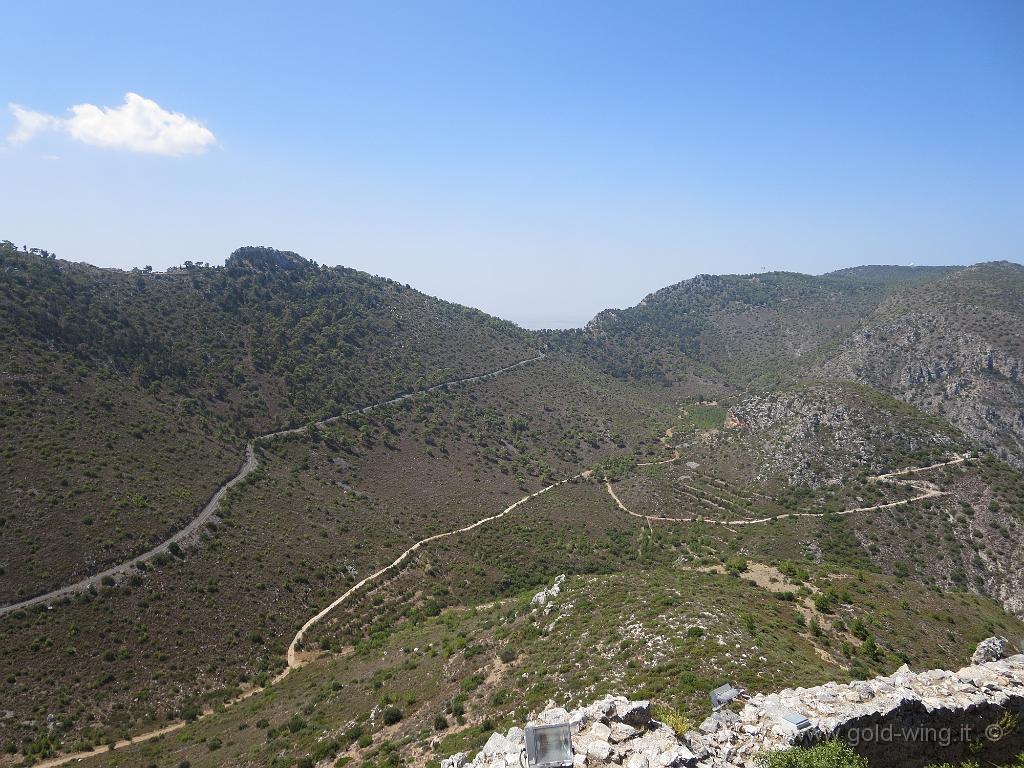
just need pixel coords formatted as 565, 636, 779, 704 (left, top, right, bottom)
492, 688, 512, 706
653, 705, 693, 735
812, 593, 834, 613
862, 636, 880, 661
312, 738, 340, 761
461, 673, 485, 692
754, 741, 868, 768
726, 556, 748, 575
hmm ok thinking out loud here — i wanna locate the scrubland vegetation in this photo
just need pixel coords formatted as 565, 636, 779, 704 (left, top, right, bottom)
3, 242, 1024, 768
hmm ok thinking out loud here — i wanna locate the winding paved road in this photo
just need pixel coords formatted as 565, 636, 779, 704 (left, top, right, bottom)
0, 354, 545, 618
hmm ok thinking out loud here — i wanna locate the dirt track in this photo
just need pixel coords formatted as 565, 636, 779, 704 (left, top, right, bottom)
14, 354, 554, 767
606, 443, 968, 526
0, 355, 545, 619
15, 396, 969, 766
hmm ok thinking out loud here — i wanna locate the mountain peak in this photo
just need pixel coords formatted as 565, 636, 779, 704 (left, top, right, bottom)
225, 245, 310, 271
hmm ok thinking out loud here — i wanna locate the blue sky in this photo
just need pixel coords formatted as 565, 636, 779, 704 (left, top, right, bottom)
2, 1, 1022, 327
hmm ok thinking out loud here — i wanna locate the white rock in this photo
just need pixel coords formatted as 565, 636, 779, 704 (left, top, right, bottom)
445, 657, 1024, 768
609, 722, 638, 743
532, 575, 567, 609
586, 697, 618, 721
587, 740, 613, 762
651, 745, 697, 768
569, 709, 590, 732
483, 732, 511, 756
539, 707, 571, 725
972, 636, 1009, 665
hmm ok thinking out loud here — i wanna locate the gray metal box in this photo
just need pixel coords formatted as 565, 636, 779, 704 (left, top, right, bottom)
525, 723, 574, 768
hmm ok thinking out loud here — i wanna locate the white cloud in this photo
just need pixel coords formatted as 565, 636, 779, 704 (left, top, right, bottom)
6, 93, 216, 156
7, 104, 61, 144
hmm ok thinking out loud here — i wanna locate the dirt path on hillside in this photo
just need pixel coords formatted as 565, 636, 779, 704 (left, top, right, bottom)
19, 408, 966, 767
26, 679, 270, 768
29, 722, 189, 768
25, 441, 582, 767
0, 354, 546, 618
606, 450, 968, 526
282, 469, 584, 673
636, 426, 680, 466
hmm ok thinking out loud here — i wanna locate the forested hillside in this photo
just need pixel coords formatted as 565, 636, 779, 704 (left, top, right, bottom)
2, 241, 1024, 768
548, 266, 955, 389
0, 242, 534, 599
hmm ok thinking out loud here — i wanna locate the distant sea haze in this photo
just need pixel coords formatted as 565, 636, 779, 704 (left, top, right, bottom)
517, 313, 590, 331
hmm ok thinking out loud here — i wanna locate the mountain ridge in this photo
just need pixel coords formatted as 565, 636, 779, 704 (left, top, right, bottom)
3, 239, 1024, 768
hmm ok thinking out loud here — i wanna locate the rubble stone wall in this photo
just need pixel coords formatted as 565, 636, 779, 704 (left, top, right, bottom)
712, 652, 1024, 767
826, 695, 1024, 767
445, 641, 1024, 768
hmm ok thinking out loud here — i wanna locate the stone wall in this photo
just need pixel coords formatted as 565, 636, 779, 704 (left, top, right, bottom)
444, 640, 1024, 768
699, 653, 1024, 767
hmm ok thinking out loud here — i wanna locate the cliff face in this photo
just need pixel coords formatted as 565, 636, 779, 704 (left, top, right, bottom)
833, 312, 1024, 471
728, 382, 959, 488
830, 263, 1024, 472
447, 641, 1024, 768
715, 383, 1024, 618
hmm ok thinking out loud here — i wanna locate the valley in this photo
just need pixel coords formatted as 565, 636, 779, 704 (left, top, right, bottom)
2, 242, 1024, 768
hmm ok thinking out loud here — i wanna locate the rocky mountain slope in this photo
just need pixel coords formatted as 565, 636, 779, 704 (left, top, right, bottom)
551, 261, 1024, 478
830, 261, 1024, 470
37, 569, 1023, 768
2, 241, 1024, 768
550, 267, 955, 389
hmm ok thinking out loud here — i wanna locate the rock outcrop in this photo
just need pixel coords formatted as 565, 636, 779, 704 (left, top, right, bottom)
830, 303, 1024, 472
973, 636, 1010, 665
447, 641, 1024, 768
532, 575, 566, 611
728, 384, 957, 488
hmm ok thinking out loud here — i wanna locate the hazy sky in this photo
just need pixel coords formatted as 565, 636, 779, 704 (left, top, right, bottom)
2, 1, 1022, 328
